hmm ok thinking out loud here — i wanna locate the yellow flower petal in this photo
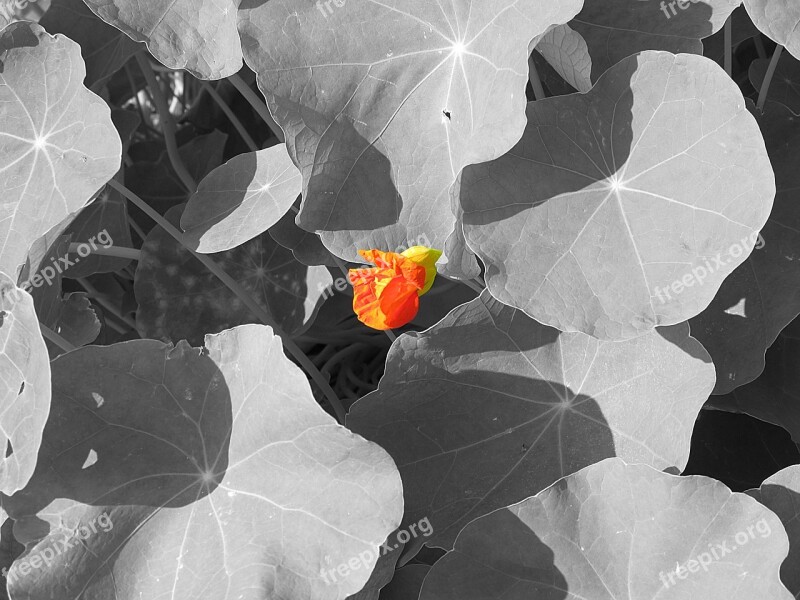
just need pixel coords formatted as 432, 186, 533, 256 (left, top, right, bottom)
401, 245, 442, 295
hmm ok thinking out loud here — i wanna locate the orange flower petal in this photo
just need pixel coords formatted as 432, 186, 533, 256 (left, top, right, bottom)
351, 271, 421, 329
349, 249, 428, 329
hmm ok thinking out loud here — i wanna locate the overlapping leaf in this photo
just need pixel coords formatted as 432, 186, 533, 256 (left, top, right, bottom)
240, 0, 583, 262
81, 0, 242, 79
750, 55, 800, 114
0, 272, 50, 495
0, 22, 122, 278
127, 130, 228, 219
703, 5, 761, 67
61, 184, 134, 278
419, 459, 793, 600
380, 565, 430, 600
347, 291, 716, 550
39, 0, 143, 90
707, 328, 800, 443
136, 206, 332, 345
3, 324, 403, 599
690, 100, 800, 393
534, 23, 592, 93
182, 144, 302, 253
570, 0, 741, 81
744, 0, 800, 60
269, 201, 339, 268
570, 0, 740, 81
460, 51, 775, 340
24, 236, 100, 357
748, 465, 800, 597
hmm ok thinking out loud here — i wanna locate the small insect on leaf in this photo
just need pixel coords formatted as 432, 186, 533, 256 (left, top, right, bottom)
349, 246, 442, 330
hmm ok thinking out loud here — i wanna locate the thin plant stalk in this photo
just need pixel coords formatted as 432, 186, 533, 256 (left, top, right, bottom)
68, 243, 141, 261
203, 82, 260, 152
757, 45, 784, 111
724, 16, 733, 77
135, 53, 198, 193
528, 53, 546, 100
40, 323, 75, 352
228, 73, 285, 142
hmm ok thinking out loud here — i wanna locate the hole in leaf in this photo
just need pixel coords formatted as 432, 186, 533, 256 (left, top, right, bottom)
18, 381, 24, 395
5, 440, 12, 458
82, 449, 98, 469
442, 110, 451, 120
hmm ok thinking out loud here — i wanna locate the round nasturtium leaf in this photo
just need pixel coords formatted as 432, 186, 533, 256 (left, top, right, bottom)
459, 51, 775, 341
182, 144, 303, 254
690, 100, 800, 394
570, 0, 739, 82
39, 0, 143, 90
749, 56, 800, 115
239, 0, 584, 262
4, 325, 403, 600
743, 0, 800, 60
535, 23, 593, 93
0, 272, 50, 496
348, 291, 716, 550
420, 459, 793, 600
0, 22, 122, 278
706, 325, 800, 446
747, 465, 800, 597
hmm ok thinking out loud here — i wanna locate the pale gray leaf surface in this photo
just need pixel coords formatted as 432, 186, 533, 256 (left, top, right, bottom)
689, 100, 800, 394
0, 22, 122, 278
744, 0, 800, 60
239, 0, 584, 262
0, 272, 50, 496
535, 23, 592, 93
182, 144, 302, 253
748, 465, 800, 597
571, 0, 740, 81
4, 324, 403, 600
460, 51, 774, 340
419, 459, 793, 600
347, 291, 715, 550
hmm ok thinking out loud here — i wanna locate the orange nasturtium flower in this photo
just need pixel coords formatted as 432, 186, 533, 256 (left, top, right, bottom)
349, 246, 442, 330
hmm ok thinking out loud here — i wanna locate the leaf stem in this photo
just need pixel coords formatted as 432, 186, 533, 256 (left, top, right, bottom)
202, 81, 260, 152
135, 54, 198, 193
39, 323, 75, 353
128, 213, 148, 243
462, 278, 484, 294
68, 243, 141, 261
724, 16, 732, 77
528, 53, 546, 100
228, 73, 285, 142
108, 179, 346, 422
757, 44, 783, 112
